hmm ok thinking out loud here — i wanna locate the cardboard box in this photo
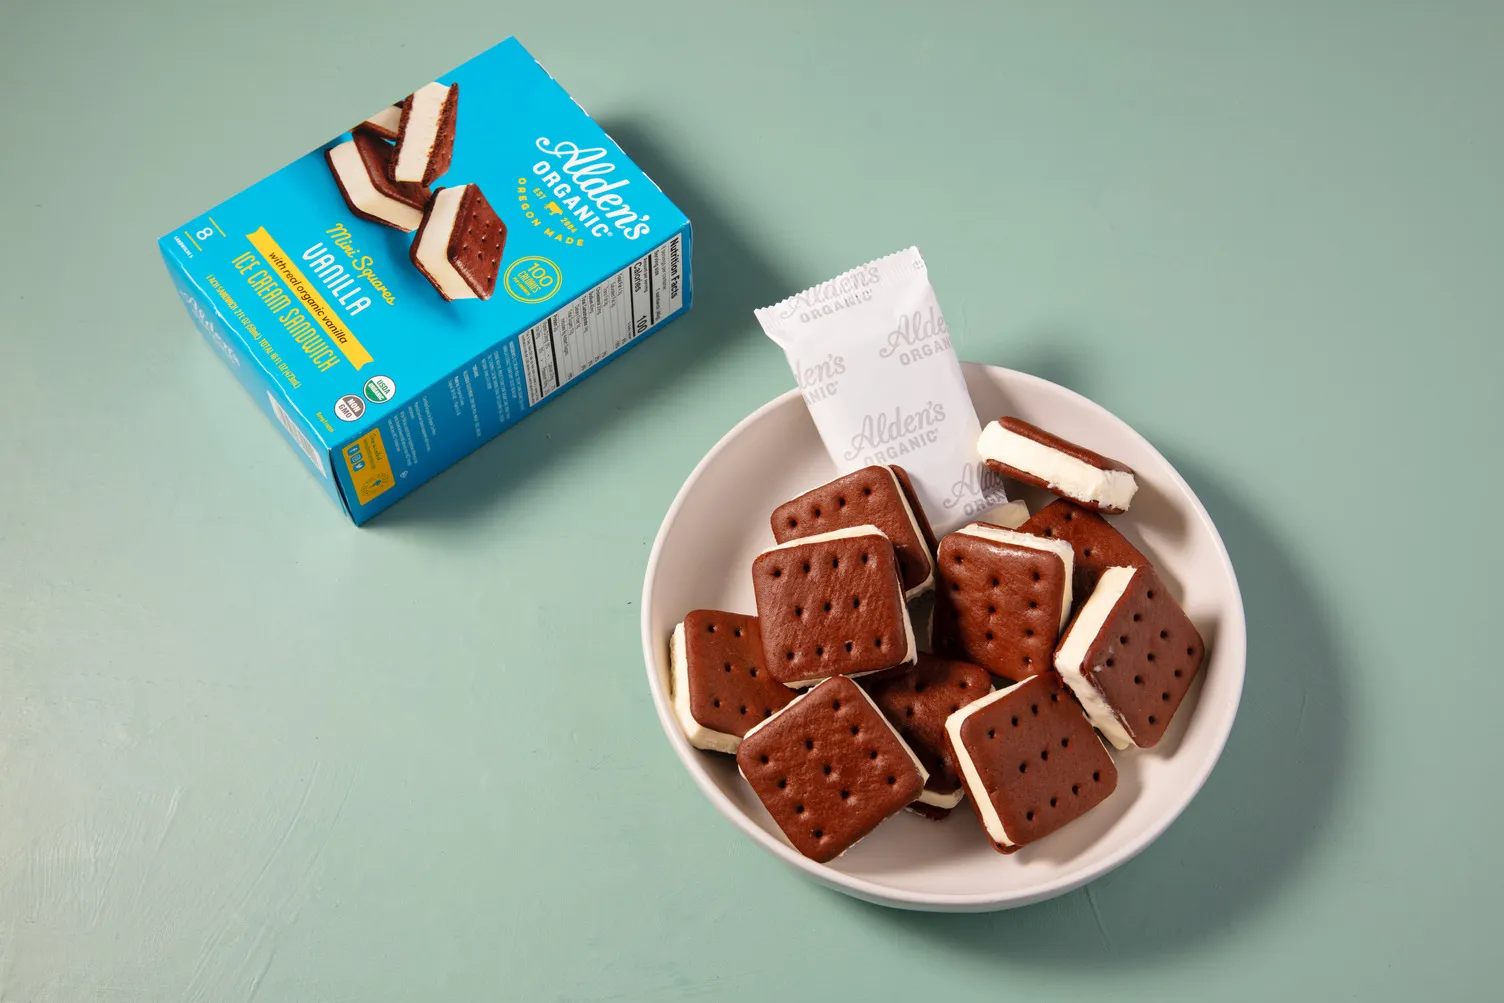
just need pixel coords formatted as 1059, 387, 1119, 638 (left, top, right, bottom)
159, 37, 692, 523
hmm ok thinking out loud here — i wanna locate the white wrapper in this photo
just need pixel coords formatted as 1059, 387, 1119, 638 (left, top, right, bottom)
755, 248, 1008, 534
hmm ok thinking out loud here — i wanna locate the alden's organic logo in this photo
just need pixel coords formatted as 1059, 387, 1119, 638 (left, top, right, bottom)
778, 265, 883, 322
944, 462, 1009, 514
843, 401, 946, 463
879, 306, 950, 366
793, 353, 846, 403
525, 138, 651, 243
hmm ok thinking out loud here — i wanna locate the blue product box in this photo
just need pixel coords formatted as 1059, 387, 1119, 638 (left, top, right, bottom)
159, 37, 692, 523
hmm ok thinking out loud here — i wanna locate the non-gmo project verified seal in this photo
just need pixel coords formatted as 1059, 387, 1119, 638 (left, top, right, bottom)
335, 395, 366, 421
364, 376, 396, 403
336, 378, 392, 421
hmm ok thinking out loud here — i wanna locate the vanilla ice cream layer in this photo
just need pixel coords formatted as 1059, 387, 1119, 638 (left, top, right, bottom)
738, 682, 930, 799
413, 185, 476, 300
975, 498, 1030, 530
977, 422, 1138, 512
764, 524, 888, 551
328, 140, 423, 232
669, 621, 741, 754
364, 105, 402, 135
881, 465, 935, 600
1053, 565, 1136, 750
916, 785, 965, 809
393, 82, 450, 182
956, 523, 1074, 631
762, 525, 917, 686
944, 679, 1030, 847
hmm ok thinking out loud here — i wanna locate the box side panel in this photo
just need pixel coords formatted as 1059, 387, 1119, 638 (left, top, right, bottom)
512, 225, 691, 408
330, 336, 532, 523
335, 223, 692, 523
159, 239, 350, 517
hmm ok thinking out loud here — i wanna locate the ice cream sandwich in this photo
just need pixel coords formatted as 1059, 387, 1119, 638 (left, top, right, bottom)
354, 102, 403, 141
771, 465, 935, 599
863, 653, 993, 816
888, 465, 939, 552
669, 611, 795, 754
977, 417, 1138, 514
1021, 499, 1149, 607
1053, 564, 1206, 749
737, 676, 927, 863
392, 81, 459, 185
932, 523, 1074, 681
325, 131, 431, 232
409, 184, 505, 301
945, 674, 1117, 854
751, 526, 916, 688
976, 498, 1030, 531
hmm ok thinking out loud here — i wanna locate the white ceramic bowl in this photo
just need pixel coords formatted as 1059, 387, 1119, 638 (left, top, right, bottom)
641, 364, 1245, 911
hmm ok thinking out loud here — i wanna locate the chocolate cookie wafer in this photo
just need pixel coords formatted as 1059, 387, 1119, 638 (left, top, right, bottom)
889, 465, 939, 553
409, 184, 505, 301
1021, 499, 1148, 607
945, 674, 1117, 854
863, 653, 992, 817
771, 466, 935, 599
670, 611, 795, 754
1054, 564, 1205, 749
752, 526, 916, 688
737, 676, 926, 862
932, 523, 1074, 682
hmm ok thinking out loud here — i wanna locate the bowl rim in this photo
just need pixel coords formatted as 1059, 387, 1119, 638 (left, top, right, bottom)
640, 364, 1247, 910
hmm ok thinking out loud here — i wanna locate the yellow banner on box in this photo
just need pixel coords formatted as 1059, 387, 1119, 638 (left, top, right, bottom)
246, 227, 373, 370
340, 428, 395, 505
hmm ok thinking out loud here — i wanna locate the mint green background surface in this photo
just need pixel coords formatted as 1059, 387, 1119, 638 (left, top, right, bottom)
2, 2, 1500, 999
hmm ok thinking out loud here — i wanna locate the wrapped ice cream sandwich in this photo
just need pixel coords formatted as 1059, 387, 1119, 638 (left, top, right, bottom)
755, 248, 1008, 535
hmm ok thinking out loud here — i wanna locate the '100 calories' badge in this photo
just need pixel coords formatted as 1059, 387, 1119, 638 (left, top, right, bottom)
504, 256, 562, 303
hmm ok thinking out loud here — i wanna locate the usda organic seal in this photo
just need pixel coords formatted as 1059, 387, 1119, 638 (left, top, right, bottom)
363, 375, 396, 404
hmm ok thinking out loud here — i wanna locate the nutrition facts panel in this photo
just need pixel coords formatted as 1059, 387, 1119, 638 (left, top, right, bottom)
518, 232, 684, 406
